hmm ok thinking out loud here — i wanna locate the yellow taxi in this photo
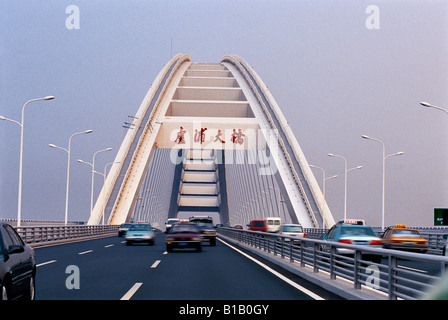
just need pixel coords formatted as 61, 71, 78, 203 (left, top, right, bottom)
381, 224, 428, 253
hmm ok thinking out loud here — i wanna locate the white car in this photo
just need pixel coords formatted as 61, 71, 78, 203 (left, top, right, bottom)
165, 218, 180, 233
278, 224, 305, 239
266, 217, 282, 233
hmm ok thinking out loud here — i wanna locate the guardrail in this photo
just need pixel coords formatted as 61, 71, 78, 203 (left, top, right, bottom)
218, 228, 448, 300
16, 225, 119, 247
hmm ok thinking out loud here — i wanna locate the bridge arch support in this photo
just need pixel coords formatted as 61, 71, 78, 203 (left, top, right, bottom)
88, 54, 335, 229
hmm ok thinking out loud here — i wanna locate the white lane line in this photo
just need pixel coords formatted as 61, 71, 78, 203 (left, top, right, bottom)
104, 244, 114, 248
151, 260, 161, 268
37, 260, 57, 267
78, 250, 93, 255
163, 251, 168, 255
120, 282, 143, 300
399, 265, 428, 274
218, 238, 325, 300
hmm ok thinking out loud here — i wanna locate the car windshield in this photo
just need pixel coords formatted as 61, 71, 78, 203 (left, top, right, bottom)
167, 219, 179, 224
282, 225, 303, 233
340, 226, 377, 237
170, 224, 199, 233
120, 223, 131, 228
128, 224, 152, 231
392, 229, 421, 238
192, 220, 214, 228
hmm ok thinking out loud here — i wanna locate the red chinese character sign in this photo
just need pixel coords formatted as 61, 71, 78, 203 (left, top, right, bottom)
194, 127, 208, 144
170, 125, 260, 151
231, 129, 245, 145
214, 130, 225, 143
174, 126, 187, 144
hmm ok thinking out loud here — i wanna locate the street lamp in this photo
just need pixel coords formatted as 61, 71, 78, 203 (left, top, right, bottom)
0, 96, 55, 227
420, 102, 448, 115
49, 129, 93, 225
362, 135, 404, 230
328, 153, 362, 220
310, 164, 338, 229
92, 161, 120, 225
78, 147, 112, 217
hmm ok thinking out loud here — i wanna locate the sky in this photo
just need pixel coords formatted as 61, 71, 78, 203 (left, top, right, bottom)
1, 0, 448, 227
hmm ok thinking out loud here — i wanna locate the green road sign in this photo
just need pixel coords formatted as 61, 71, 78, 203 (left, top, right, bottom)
434, 208, 448, 226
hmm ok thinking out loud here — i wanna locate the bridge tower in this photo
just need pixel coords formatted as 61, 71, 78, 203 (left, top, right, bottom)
87, 54, 335, 229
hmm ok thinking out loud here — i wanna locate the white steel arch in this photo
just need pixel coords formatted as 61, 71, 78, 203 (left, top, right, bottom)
88, 54, 335, 228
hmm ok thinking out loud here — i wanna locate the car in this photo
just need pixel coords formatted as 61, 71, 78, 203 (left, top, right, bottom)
381, 224, 428, 253
336, 219, 366, 226
266, 217, 282, 233
234, 225, 243, 229
442, 234, 447, 256
0, 222, 36, 300
248, 220, 268, 232
118, 223, 132, 237
165, 218, 180, 233
189, 216, 216, 246
166, 222, 202, 252
125, 223, 155, 245
278, 224, 305, 239
320, 224, 383, 262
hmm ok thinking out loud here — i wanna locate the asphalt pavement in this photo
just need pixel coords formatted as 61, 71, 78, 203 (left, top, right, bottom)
34, 231, 342, 301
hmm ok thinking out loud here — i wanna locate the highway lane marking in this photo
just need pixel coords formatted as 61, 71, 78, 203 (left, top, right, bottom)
120, 282, 143, 300
163, 251, 168, 255
78, 250, 93, 255
151, 260, 161, 268
104, 244, 114, 248
399, 265, 428, 274
218, 238, 325, 300
37, 260, 57, 267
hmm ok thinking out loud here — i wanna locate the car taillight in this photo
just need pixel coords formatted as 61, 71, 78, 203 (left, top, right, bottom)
369, 240, 382, 246
303, 233, 306, 238
338, 239, 352, 244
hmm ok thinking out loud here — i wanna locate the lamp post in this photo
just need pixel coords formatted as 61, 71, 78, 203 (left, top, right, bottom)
78, 147, 112, 217
420, 102, 448, 115
1, 96, 55, 226
362, 135, 404, 230
93, 161, 120, 225
328, 153, 362, 220
49, 129, 93, 225
310, 164, 338, 229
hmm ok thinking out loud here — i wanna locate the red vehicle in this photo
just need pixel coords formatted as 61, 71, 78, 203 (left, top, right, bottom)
166, 222, 202, 252
248, 220, 268, 232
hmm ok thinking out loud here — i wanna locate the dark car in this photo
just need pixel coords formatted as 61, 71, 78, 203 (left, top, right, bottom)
118, 223, 132, 237
189, 216, 216, 246
0, 222, 36, 300
442, 234, 447, 256
166, 223, 202, 252
248, 220, 268, 232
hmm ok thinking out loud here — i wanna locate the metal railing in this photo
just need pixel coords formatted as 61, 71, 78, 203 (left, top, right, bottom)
16, 225, 119, 247
218, 228, 448, 300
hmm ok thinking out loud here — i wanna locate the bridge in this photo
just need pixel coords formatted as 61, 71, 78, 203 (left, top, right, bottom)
88, 53, 332, 230
3, 54, 448, 303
